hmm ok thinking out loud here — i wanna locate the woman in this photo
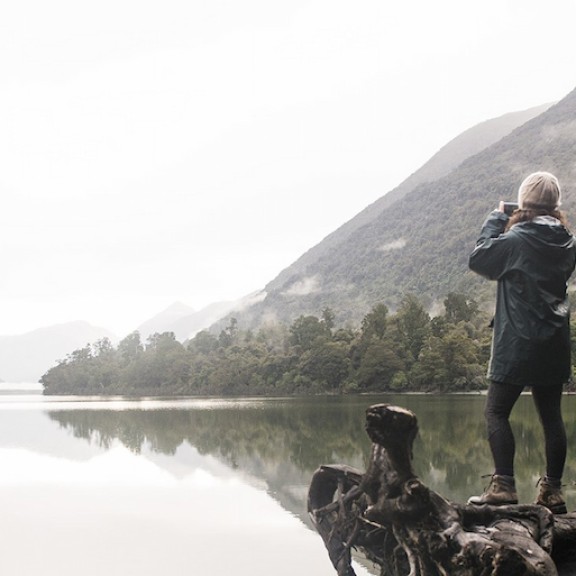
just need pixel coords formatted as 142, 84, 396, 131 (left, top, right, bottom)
468, 171, 576, 514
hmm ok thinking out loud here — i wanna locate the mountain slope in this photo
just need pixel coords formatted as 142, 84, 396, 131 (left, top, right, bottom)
235, 89, 576, 327
267, 103, 552, 292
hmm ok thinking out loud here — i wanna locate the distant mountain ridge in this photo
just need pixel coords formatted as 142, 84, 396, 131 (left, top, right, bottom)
226, 90, 576, 328
0, 294, 262, 382
136, 297, 260, 341
0, 321, 115, 383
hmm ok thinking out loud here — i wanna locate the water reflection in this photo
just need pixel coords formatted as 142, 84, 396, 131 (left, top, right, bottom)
46, 397, 373, 527
46, 394, 576, 510
0, 393, 377, 576
1, 392, 575, 576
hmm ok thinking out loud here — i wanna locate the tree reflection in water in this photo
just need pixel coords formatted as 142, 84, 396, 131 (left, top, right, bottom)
47, 394, 576, 518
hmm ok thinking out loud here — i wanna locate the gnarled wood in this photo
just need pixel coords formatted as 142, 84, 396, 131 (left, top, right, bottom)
308, 403, 576, 576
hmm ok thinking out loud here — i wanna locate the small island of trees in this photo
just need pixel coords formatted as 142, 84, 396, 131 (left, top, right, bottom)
40, 292, 576, 396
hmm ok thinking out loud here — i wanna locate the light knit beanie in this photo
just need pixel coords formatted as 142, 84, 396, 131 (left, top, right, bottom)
517, 171, 561, 210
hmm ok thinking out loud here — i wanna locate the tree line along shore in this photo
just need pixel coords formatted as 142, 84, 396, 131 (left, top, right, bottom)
40, 293, 576, 396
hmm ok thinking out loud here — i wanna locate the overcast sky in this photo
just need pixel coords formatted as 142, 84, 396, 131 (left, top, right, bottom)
1, 0, 575, 337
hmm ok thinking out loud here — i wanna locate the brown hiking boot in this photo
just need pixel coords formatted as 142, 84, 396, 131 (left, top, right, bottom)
535, 478, 567, 515
468, 474, 518, 506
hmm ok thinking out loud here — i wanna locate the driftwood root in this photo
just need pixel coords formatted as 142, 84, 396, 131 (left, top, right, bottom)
308, 404, 576, 576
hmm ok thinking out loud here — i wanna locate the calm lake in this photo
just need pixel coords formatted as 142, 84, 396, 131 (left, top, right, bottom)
1, 385, 575, 576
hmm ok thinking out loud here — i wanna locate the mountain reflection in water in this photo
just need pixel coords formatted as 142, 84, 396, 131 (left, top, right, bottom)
0, 394, 377, 576
46, 394, 576, 511
0, 393, 575, 576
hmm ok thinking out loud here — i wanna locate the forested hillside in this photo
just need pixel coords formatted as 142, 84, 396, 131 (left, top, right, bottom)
267, 103, 551, 293
232, 89, 576, 328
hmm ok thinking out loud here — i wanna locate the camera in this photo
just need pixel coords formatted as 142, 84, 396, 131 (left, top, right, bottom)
502, 202, 519, 216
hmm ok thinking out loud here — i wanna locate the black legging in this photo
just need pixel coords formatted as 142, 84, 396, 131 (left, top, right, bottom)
485, 381, 566, 479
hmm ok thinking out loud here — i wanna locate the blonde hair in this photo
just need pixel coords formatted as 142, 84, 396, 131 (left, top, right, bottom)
517, 171, 561, 210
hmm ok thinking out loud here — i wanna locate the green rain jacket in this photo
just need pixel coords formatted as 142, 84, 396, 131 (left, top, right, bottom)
469, 211, 576, 386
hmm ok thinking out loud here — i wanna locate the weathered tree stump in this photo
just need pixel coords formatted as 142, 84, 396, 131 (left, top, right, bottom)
308, 404, 576, 576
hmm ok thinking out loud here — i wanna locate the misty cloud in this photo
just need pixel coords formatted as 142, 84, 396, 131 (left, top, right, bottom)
379, 239, 407, 252
282, 276, 321, 296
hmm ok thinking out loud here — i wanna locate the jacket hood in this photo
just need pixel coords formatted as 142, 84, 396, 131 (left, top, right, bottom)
511, 219, 575, 258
